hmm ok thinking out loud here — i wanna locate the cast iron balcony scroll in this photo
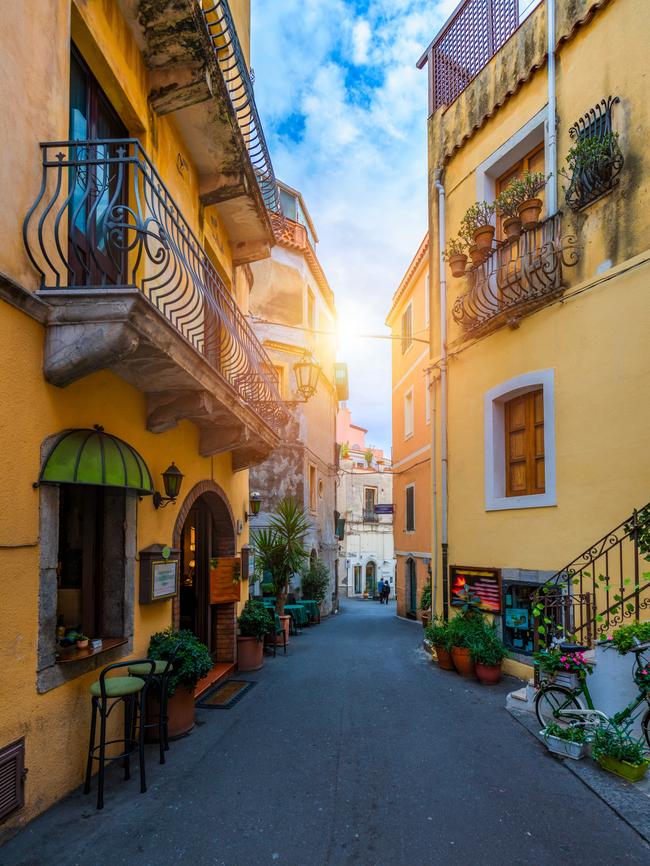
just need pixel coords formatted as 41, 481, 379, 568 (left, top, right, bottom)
23, 139, 285, 433
451, 214, 579, 335
564, 97, 624, 211
200, 1, 281, 213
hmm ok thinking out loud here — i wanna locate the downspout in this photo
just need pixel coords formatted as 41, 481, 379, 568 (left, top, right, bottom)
430, 374, 438, 615
546, 0, 558, 215
434, 171, 449, 621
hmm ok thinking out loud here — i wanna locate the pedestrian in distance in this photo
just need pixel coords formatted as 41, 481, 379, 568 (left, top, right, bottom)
381, 580, 391, 604
377, 578, 385, 603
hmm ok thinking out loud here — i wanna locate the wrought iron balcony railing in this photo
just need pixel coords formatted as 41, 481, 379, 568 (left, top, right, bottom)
200, 1, 281, 213
451, 214, 579, 335
23, 139, 285, 432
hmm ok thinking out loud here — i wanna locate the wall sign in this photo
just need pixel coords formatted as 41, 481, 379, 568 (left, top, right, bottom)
209, 556, 242, 604
450, 565, 502, 614
374, 504, 394, 515
139, 544, 180, 604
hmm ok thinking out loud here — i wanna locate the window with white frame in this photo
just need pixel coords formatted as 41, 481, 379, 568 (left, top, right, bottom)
405, 484, 415, 531
404, 388, 414, 439
484, 369, 556, 511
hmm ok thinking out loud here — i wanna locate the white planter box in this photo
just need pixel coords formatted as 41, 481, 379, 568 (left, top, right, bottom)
541, 732, 587, 760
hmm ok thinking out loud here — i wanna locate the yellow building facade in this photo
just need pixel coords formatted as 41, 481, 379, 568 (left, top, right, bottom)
419, 0, 650, 678
386, 234, 433, 621
0, 0, 284, 836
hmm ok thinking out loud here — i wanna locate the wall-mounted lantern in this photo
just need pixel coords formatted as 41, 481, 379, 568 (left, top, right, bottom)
245, 491, 262, 522
293, 352, 321, 401
153, 462, 184, 509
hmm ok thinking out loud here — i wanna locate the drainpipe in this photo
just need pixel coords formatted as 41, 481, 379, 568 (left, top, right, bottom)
431, 374, 438, 615
546, 0, 558, 215
434, 172, 449, 621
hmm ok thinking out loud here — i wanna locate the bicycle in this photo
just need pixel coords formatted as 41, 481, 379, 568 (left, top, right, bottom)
534, 639, 650, 746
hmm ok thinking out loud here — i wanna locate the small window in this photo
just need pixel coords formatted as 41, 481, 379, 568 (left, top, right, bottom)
401, 303, 413, 354
504, 389, 545, 497
318, 478, 324, 498
363, 487, 377, 521
309, 464, 317, 511
404, 388, 414, 439
273, 365, 285, 399
405, 485, 415, 532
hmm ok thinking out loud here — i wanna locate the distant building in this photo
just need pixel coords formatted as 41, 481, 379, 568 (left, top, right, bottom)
386, 234, 432, 620
336, 408, 396, 599
249, 182, 347, 614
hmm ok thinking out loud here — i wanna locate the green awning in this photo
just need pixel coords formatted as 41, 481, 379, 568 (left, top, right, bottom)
39, 428, 154, 496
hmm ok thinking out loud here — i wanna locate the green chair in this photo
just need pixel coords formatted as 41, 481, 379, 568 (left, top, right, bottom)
265, 612, 287, 657
84, 659, 155, 810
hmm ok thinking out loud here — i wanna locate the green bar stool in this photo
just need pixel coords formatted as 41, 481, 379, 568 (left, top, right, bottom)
128, 656, 175, 765
83, 659, 155, 810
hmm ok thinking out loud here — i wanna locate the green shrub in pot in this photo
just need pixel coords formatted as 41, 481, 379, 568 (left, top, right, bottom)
238, 599, 274, 641
148, 627, 213, 697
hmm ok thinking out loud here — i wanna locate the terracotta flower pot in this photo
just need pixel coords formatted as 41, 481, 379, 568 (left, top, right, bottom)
76, 639, 89, 649
165, 687, 195, 739
237, 635, 264, 672
468, 245, 485, 268
503, 216, 522, 241
473, 224, 495, 251
449, 253, 468, 277
451, 646, 475, 678
270, 614, 291, 646
475, 662, 502, 684
434, 645, 455, 671
518, 197, 543, 229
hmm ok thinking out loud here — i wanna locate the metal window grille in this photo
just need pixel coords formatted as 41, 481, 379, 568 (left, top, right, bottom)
0, 738, 26, 821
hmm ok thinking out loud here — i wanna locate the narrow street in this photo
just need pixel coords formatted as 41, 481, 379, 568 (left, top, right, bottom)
3, 602, 647, 866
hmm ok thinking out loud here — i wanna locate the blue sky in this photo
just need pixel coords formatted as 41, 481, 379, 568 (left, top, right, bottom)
251, 0, 455, 454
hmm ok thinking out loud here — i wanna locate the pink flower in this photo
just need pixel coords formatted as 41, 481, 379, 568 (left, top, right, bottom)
565, 664, 570, 669
560, 656, 567, 662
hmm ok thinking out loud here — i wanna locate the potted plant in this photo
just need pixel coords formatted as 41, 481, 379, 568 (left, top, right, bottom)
419, 584, 432, 628
424, 616, 454, 671
252, 497, 310, 643
512, 171, 548, 227
147, 628, 213, 738
495, 183, 523, 240
608, 621, 650, 655
562, 131, 623, 208
541, 721, 588, 760
237, 600, 274, 672
469, 623, 508, 684
300, 557, 330, 610
461, 201, 496, 251
591, 723, 649, 782
533, 647, 594, 689
75, 633, 89, 650
443, 236, 468, 277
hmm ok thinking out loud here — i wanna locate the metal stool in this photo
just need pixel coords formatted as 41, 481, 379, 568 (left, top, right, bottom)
83, 659, 155, 810
128, 656, 176, 765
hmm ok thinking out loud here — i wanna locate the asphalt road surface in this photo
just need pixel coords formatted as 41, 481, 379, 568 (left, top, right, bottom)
2, 600, 648, 866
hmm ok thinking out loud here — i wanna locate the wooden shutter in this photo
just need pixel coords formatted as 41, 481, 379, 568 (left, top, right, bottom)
401, 305, 412, 354
505, 389, 545, 497
496, 142, 545, 239
405, 486, 415, 531
0, 738, 26, 820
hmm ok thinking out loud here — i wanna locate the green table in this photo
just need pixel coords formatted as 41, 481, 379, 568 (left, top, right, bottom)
298, 599, 320, 623
283, 603, 309, 630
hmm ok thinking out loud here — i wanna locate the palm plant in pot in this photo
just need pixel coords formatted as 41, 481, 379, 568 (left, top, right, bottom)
147, 628, 213, 738
469, 622, 508, 684
252, 498, 310, 643
238, 600, 274, 672
424, 616, 454, 671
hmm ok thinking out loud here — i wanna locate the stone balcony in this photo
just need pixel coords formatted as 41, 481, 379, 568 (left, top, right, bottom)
23, 139, 286, 468
116, 0, 279, 265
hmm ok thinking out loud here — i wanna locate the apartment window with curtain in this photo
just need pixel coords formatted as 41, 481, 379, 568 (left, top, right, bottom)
504, 389, 545, 497
405, 485, 415, 531
404, 388, 414, 439
401, 303, 413, 354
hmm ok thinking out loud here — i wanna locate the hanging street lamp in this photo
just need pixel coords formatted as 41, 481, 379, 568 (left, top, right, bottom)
293, 352, 321, 401
245, 491, 262, 521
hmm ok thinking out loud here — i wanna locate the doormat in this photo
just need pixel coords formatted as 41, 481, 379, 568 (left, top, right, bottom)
196, 679, 256, 709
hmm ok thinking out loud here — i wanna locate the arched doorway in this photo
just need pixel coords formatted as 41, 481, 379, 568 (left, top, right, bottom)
173, 482, 235, 655
365, 561, 377, 598
406, 558, 417, 618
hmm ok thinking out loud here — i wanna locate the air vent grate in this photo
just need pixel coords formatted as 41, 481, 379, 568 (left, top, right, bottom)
0, 738, 25, 821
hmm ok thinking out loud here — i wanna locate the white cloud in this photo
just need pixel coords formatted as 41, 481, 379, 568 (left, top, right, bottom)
251, 0, 454, 452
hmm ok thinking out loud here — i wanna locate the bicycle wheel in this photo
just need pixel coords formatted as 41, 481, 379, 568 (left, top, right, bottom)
642, 708, 650, 749
535, 685, 582, 728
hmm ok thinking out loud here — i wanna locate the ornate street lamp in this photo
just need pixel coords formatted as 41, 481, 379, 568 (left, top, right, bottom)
293, 352, 321, 401
245, 491, 262, 522
153, 462, 184, 509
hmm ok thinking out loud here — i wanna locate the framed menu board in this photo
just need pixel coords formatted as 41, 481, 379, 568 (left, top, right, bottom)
139, 544, 180, 604
450, 565, 502, 614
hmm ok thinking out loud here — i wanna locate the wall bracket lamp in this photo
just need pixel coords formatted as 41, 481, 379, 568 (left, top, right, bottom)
153, 462, 184, 509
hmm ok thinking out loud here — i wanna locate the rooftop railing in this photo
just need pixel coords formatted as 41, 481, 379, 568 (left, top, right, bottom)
451, 213, 579, 335
200, 1, 281, 213
23, 139, 286, 432
421, 0, 543, 113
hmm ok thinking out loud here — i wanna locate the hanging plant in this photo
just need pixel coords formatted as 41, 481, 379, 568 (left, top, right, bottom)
563, 129, 624, 210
